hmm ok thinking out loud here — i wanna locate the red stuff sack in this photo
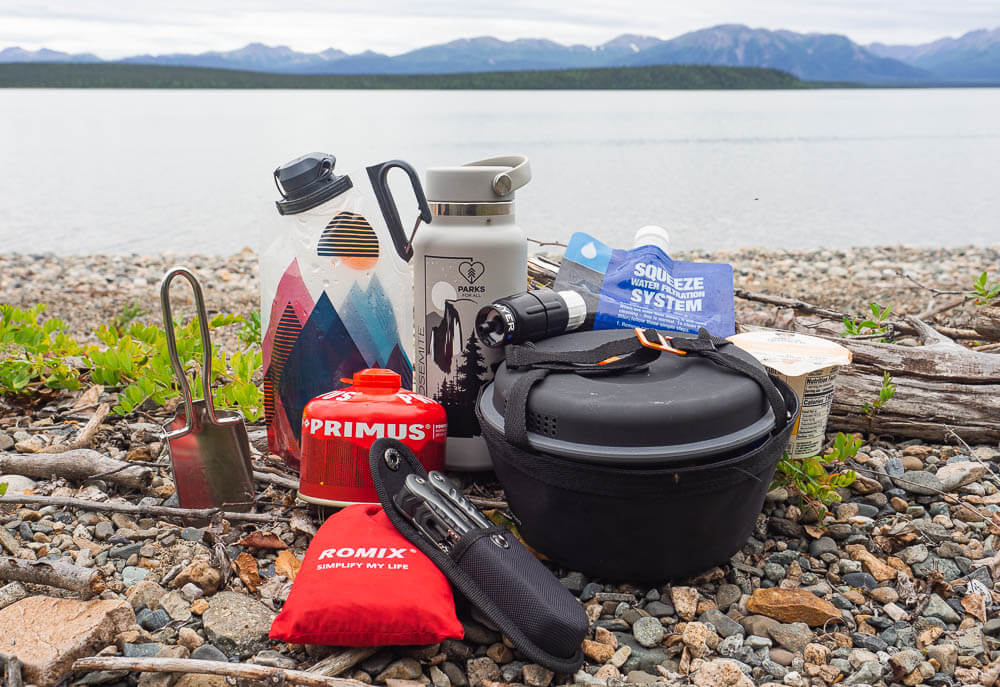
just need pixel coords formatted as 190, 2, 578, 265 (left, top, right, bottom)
269, 504, 464, 646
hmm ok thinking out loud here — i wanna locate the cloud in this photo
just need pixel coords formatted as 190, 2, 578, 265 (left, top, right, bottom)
0, 0, 997, 58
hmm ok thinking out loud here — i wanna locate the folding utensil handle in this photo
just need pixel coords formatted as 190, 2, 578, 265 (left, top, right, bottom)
160, 266, 230, 438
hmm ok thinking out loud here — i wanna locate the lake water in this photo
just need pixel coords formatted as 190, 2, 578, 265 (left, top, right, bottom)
1, 88, 998, 255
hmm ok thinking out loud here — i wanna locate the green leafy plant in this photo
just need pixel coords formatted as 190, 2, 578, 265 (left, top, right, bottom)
971, 271, 1000, 306
1, 303, 263, 421
239, 311, 262, 347
0, 482, 7, 497
0, 304, 83, 394
842, 302, 893, 341
110, 301, 149, 335
213, 347, 264, 421
773, 432, 860, 518
862, 371, 896, 418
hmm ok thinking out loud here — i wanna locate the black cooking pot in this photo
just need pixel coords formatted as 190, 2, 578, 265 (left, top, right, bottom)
476, 328, 799, 582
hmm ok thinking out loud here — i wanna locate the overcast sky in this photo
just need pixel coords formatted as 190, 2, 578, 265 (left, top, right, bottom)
3, 0, 999, 58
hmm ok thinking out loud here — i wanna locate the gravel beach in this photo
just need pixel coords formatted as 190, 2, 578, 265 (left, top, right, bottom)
1, 245, 999, 687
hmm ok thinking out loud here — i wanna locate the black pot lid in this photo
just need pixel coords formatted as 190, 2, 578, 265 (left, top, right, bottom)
478, 329, 776, 465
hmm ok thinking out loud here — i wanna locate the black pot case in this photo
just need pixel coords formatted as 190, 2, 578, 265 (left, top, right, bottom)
369, 438, 588, 674
476, 328, 801, 582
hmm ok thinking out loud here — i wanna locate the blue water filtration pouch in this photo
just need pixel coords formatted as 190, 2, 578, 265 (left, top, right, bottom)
553, 232, 735, 337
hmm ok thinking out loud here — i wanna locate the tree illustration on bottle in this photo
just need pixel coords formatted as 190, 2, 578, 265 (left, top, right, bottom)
436, 333, 488, 437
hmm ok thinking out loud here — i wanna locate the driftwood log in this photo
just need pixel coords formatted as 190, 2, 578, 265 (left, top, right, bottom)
0, 494, 286, 524
0, 449, 153, 491
0, 556, 104, 597
825, 317, 1000, 443
72, 657, 366, 687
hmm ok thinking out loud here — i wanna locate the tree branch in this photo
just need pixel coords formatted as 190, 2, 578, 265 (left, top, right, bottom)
0, 557, 103, 597
0, 494, 287, 524
72, 657, 367, 687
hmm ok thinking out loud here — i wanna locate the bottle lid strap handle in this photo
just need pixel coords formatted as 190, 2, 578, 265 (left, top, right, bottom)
463, 155, 531, 195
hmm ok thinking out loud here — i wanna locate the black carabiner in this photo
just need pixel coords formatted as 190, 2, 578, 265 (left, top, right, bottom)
366, 160, 432, 262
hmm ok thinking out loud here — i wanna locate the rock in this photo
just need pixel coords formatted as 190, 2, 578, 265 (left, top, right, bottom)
0, 596, 134, 686
177, 627, 203, 651
841, 572, 878, 590
716, 584, 742, 611
850, 632, 888, 652
745, 588, 842, 626
845, 544, 898, 581
460, 620, 500, 646
803, 643, 829, 665
180, 582, 204, 601
670, 586, 699, 620
808, 537, 838, 557
741, 615, 780, 639
845, 661, 883, 685
889, 649, 923, 679
486, 643, 512, 664
769, 648, 795, 666
190, 598, 209, 616
137, 608, 170, 631
522, 664, 553, 687
610, 646, 631, 668
642, 601, 673, 617
202, 591, 276, 657
191, 645, 228, 662
123, 643, 164, 658
897, 470, 945, 495
681, 622, 712, 658
922, 593, 962, 624
869, 587, 898, 604
0, 581, 29, 611
429, 665, 451, 687
559, 571, 585, 594
934, 462, 987, 491
926, 643, 957, 675
582, 638, 615, 663
122, 565, 149, 587
883, 602, 907, 621
579, 582, 602, 601
376, 659, 423, 682
632, 615, 664, 648
621, 669, 653, 683
171, 559, 222, 594
466, 657, 500, 687
157, 590, 192, 622
692, 659, 755, 687
0, 474, 37, 494
912, 555, 962, 582
175, 677, 227, 687
767, 622, 815, 653
700, 609, 743, 638
898, 543, 929, 565
442, 662, 466, 687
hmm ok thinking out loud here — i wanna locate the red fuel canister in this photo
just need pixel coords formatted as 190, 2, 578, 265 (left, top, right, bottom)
299, 368, 447, 506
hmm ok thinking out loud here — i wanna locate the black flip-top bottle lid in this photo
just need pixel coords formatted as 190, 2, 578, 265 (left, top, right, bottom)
478, 329, 777, 466
274, 152, 353, 215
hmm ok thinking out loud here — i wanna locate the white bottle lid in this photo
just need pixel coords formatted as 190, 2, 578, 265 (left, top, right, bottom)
633, 225, 670, 254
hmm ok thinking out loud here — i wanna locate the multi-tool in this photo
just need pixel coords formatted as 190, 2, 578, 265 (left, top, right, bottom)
393, 471, 493, 552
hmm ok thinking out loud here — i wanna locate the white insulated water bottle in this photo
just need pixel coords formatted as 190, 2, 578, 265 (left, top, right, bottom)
412, 155, 530, 470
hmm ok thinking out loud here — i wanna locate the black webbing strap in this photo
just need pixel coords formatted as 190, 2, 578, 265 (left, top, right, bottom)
502, 328, 787, 449
668, 329, 788, 433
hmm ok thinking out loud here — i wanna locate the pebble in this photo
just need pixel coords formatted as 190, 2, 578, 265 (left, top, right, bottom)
922, 594, 962, 624
631, 616, 664, 648
191, 645, 228, 662
699, 609, 744, 638
841, 572, 878, 590
850, 632, 888, 652
122, 566, 149, 587
137, 608, 171, 631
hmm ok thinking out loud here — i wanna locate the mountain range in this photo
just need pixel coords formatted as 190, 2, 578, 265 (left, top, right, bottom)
4, 24, 999, 84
